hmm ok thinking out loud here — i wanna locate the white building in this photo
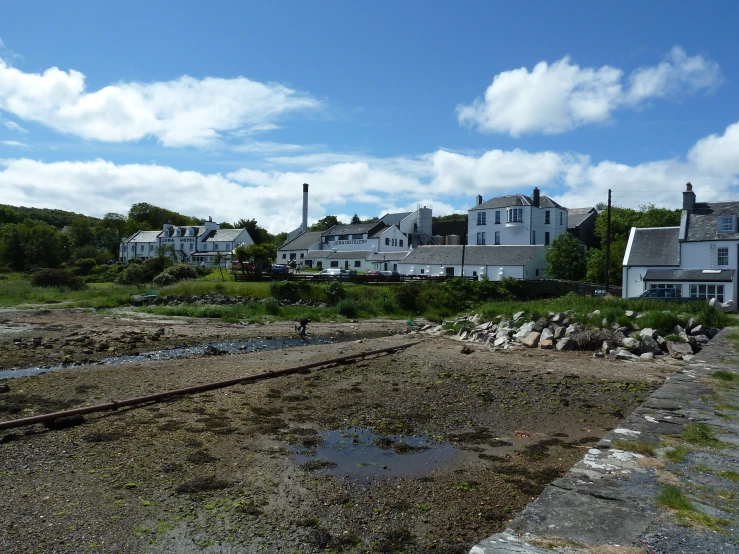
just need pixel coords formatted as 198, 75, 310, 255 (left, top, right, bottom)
120, 218, 254, 267
396, 245, 547, 280
468, 188, 568, 247
622, 183, 738, 307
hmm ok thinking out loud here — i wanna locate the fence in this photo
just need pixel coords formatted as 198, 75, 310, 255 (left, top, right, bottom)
231, 272, 477, 284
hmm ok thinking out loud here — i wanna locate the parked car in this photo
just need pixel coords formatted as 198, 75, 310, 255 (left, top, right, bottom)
628, 288, 702, 302
379, 270, 401, 281
312, 268, 349, 281
267, 264, 290, 275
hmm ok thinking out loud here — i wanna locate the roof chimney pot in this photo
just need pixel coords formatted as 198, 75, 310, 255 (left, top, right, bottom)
533, 187, 540, 208
682, 182, 696, 212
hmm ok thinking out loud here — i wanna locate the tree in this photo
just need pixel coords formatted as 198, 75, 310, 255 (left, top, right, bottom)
0, 220, 65, 270
544, 233, 587, 281
234, 244, 250, 275
97, 213, 127, 258
244, 243, 275, 276
67, 217, 95, 250
233, 219, 271, 245
310, 215, 342, 232
350, 214, 361, 224
213, 250, 224, 278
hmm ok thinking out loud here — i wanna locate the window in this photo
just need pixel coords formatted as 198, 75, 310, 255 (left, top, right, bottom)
150, 244, 154, 250
690, 284, 724, 302
477, 212, 486, 225
354, 261, 361, 268
317, 261, 322, 268
214, 244, 219, 250
282, 253, 286, 259
338, 235, 348, 241
189, 243, 193, 250
532, 231, 536, 244
495, 211, 501, 224
476, 232, 486, 245
290, 253, 296, 260
507, 208, 523, 223
649, 283, 682, 297
385, 238, 390, 245
545, 232, 550, 246
352, 234, 363, 240
536, 269, 539, 276
140, 244, 144, 252
494, 231, 500, 245
718, 216, 735, 233
545, 210, 550, 224
330, 261, 339, 268
560, 211, 563, 225
300, 253, 304, 258
718, 247, 729, 266
399, 240, 403, 247
420, 268, 425, 274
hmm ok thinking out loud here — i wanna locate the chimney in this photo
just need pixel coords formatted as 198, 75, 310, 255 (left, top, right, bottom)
208, 216, 212, 222
476, 194, 483, 206
683, 182, 696, 212
533, 187, 540, 208
302, 183, 309, 233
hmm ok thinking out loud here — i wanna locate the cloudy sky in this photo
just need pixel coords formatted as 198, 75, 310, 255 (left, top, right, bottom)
1, 1, 738, 233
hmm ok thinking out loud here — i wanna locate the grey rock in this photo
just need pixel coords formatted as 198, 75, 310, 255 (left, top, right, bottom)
493, 336, 509, 347
639, 336, 662, 355
685, 317, 697, 333
458, 326, 471, 337
601, 318, 608, 327
625, 310, 635, 318
602, 340, 615, 354
521, 332, 541, 348
616, 350, 639, 361
459, 331, 469, 341
708, 327, 719, 339
694, 335, 710, 348
553, 325, 566, 340
667, 341, 694, 359
640, 352, 655, 360
639, 328, 657, 339
689, 325, 705, 336
513, 322, 535, 341
621, 337, 640, 353
565, 324, 578, 337
512, 311, 525, 322
556, 337, 574, 351
682, 354, 695, 362
532, 317, 549, 333
551, 312, 564, 323
540, 328, 553, 342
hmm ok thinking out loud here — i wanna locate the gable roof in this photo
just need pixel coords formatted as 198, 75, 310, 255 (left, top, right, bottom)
685, 202, 739, 241
399, 245, 543, 266
472, 194, 565, 211
624, 227, 680, 267
567, 207, 597, 229
279, 231, 322, 251
127, 231, 161, 243
379, 212, 412, 226
322, 222, 383, 236
202, 229, 248, 242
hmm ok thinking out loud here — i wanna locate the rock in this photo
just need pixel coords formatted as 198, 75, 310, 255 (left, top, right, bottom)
459, 331, 469, 341
473, 321, 492, 332
616, 350, 639, 361
639, 328, 657, 339
493, 336, 509, 348
708, 327, 719, 339
513, 322, 535, 342
667, 341, 694, 359
693, 335, 710, 348
621, 337, 640, 353
521, 332, 541, 348
540, 328, 553, 342
460, 346, 473, 355
671, 325, 684, 335
601, 318, 608, 327
592, 351, 605, 358
689, 325, 705, 336
640, 352, 654, 360
458, 326, 471, 337
512, 311, 525, 322
551, 313, 564, 323
685, 318, 697, 333
565, 324, 577, 337
602, 340, 615, 354
539, 338, 554, 349
556, 337, 574, 351
0, 384, 9, 393
532, 317, 549, 333
590, 310, 601, 316
682, 355, 695, 362
625, 310, 635, 318
639, 336, 661, 355
553, 325, 566, 340
656, 336, 667, 350
496, 329, 512, 339
154, 327, 165, 336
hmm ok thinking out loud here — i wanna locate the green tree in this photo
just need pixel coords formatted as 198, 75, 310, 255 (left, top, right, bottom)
0, 220, 65, 270
233, 218, 271, 245
213, 250, 224, 278
67, 217, 95, 250
310, 215, 342, 232
544, 233, 587, 280
244, 243, 275, 276
97, 213, 127, 258
0, 206, 21, 225
350, 214, 361, 224
234, 244, 250, 275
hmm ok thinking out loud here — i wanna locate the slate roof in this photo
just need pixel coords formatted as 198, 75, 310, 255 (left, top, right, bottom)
368, 252, 410, 262
278, 231, 323, 251
127, 231, 161, 243
303, 250, 332, 259
567, 207, 597, 229
322, 223, 382, 236
643, 269, 734, 282
327, 250, 372, 259
472, 194, 565, 211
202, 229, 249, 242
399, 245, 543, 266
369, 225, 393, 238
379, 212, 411, 226
624, 227, 680, 267
685, 202, 739, 241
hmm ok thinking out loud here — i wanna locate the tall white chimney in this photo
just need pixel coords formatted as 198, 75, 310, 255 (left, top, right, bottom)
302, 183, 309, 233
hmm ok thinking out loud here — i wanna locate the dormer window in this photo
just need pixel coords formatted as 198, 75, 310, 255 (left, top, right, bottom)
188, 228, 194, 236
718, 216, 736, 234
176, 228, 182, 236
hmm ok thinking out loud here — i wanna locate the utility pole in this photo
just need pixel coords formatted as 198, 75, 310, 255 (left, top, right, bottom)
605, 189, 612, 293
461, 213, 468, 278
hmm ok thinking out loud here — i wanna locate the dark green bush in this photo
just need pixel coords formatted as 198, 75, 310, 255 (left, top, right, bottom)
30, 269, 84, 290
263, 297, 280, 315
394, 284, 419, 311
337, 298, 358, 318
73, 258, 98, 276
270, 281, 311, 302
325, 282, 346, 304
637, 311, 679, 334
698, 303, 731, 329
153, 264, 197, 286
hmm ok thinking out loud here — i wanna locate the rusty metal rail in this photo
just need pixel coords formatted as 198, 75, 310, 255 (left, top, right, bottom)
0, 341, 421, 431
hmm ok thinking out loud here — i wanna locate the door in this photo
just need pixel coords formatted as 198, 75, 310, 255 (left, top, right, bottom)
345, 261, 349, 270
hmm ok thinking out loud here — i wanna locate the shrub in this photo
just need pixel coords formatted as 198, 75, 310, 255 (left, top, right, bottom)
337, 298, 358, 318
698, 303, 731, 329
263, 297, 280, 315
325, 282, 346, 304
116, 264, 147, 285
73, 258, 98, 276
270, 281, 311, 303
152, 264, 197, 287
394, 284, 419, 311
30, 269, 85, 290
664, 334, 685, 343
637, 311, 678, 334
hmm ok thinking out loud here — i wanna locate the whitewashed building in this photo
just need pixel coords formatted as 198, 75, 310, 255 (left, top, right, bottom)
120, 218, 254, 267
468, 188, 568, 247
622, 183, 738, 307
397, 245, 547, 280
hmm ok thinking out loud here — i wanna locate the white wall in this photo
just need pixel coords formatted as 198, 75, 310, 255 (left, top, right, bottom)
622, 266, 649, 298
323, 235, 378, 252
469, 206, 531, 245
376, 226, 410, 252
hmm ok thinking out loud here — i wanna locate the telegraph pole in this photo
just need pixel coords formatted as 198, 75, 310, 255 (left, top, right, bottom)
461, 213, 468, 277
605, 189, 612, 293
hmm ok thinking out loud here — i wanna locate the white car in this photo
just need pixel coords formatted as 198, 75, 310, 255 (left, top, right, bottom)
314, 268, 349, 280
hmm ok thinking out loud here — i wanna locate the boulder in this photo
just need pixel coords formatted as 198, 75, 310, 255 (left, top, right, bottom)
639, 328, 657, 339
639, 336, 662, 355
513, 322, 535, 341
556, 337, 574, 351
459, 331, 469, 341
667, 341, 694, 359
602, 340, 615, 354
565, 324, 578, 337
615, 349, 639, 361
625, 310, 636, 318
540, 328, 554, 342
689, 325, 705, 337
539, 338, 554, 349
708, 327, 719, 339
521, 332, 541, 348
640, 352, 654, 360
621, 337, 640, 353
551, 313, 564, 324
496, 328, 512, 339
512, 311, 525, 323
473, 321, 493, 332
553, 325, 566, 340
532, 317, 549, 333
693, 335, 710, 348
685, 318, 697, 334
493, 336, 509, 348
458, 326, 471, 337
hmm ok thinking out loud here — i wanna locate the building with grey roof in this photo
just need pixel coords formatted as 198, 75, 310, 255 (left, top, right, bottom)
622, 183, 738, 308
467, 188, 568, 249
567, 207, 599, 249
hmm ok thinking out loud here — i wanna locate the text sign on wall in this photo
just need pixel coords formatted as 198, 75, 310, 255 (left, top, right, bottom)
336, 239, 367, 245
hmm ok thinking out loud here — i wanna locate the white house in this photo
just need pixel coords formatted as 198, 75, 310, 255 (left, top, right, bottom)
120, 218, 254, 267
468, 188, 568, 247
277, 231, 322, 267
622, 183, 738, 307
396, 245, 547, 280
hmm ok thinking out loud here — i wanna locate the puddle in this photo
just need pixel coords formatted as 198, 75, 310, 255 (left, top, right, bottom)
0, 335, 356, 380
289, 428, 457, 479
0, 323, 34, 337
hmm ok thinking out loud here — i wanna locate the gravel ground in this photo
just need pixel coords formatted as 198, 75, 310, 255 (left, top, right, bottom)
0, 309, 678, 554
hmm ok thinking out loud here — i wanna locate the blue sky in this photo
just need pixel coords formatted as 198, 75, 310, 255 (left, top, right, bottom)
1, 1, 738, 233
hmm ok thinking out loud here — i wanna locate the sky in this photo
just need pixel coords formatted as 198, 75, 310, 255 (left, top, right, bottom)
1, 1, 739, 233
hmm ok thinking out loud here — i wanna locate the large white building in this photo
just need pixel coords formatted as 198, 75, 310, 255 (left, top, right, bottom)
120, 218, 254, 267
622, 183, 738, 307
467, 188, 568, 247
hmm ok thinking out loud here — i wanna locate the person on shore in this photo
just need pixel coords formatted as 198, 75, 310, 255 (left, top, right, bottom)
296, 317, 310, 339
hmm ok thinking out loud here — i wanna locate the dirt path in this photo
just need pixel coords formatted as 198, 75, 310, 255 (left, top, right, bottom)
0, 310, 680, 553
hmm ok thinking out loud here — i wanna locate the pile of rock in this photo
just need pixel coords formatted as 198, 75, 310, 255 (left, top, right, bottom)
155, 294, 327, 309
421, 311, 718, 362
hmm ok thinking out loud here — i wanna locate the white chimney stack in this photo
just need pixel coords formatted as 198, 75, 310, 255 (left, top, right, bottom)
302, 183, 309, 233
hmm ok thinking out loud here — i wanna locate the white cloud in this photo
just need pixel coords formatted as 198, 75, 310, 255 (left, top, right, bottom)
1, 140, 28, 148
0, 58, 321, 147
233, 141, 308, 154
3, 120, 27, 133
458, 47, 722, 136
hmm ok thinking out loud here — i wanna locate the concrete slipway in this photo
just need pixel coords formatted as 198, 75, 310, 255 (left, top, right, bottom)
470, 329, 739, 554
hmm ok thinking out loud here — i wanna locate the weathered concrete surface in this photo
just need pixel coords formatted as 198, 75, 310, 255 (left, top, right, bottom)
470, 327, 739, 553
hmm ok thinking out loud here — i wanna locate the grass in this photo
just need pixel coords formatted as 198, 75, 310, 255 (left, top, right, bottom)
682, 423, 725, 448
711, 371, 739, 383
612, 440, 656, 456
664, 445, 691, 463
719, 470, 739, 482
655, 485, 730, 529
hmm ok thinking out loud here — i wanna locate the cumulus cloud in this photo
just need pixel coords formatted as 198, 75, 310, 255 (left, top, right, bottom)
0, 59, 321, 147
1, 140, 28, 147
3, 120, 27, 133
458, 46, 722, 136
